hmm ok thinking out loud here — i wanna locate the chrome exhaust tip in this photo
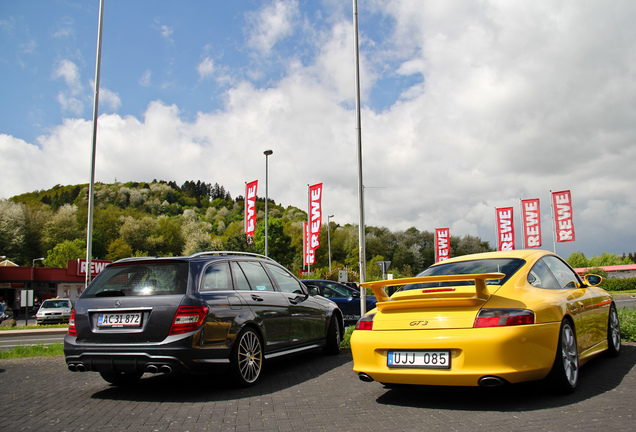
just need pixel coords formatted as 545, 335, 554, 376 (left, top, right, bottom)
159, 365, 172, 374
478, 376, 508, 388
67, 364, 77, 372
358, 373, 374, 383
146, 364, 159, 373
75, 363, 86, 372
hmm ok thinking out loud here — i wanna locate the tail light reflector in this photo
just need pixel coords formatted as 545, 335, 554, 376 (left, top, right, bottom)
68, 309, 77, 337
474, 309, 534, 328
169, 305, 208, 335
355, 313, 376, 331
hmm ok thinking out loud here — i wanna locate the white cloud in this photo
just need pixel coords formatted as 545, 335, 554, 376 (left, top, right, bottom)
197, 57, 214, 79
53, 59, 82, 94
246, 0, 299, 55
2, 0, 636, 258
139, 70, 152, 87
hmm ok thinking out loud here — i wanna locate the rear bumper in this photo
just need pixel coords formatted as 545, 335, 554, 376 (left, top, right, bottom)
64, 334, 231, 374
350, 322, 561, 386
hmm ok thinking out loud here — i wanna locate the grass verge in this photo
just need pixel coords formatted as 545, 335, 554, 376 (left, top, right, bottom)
0, 343, 64, 359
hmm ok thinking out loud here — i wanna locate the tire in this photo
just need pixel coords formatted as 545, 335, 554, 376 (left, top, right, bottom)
99, 371, 143, 386
230, 327, 263, 387
323, 315, 341, 355
606, 304, 621, 357
548, 319, 579, 393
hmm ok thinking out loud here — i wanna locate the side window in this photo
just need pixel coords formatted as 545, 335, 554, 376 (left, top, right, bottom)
231, 262, 252, 291
264, 263, 306, 294
527, 259, 560, 289
238, 261, 274, 291
201, 262, 232, 292
323, 282, 349, 298
542, 256, 581, 289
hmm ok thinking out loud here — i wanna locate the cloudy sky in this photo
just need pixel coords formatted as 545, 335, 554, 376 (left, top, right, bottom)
1, 0, 634, 258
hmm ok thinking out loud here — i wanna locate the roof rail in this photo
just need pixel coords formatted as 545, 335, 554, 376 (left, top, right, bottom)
188, 251, 273, 260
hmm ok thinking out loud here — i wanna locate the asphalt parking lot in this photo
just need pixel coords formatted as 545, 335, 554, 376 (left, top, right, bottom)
1, 344, 635, 432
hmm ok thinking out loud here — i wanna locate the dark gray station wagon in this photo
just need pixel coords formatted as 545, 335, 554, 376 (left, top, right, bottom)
64, 252, 344, 387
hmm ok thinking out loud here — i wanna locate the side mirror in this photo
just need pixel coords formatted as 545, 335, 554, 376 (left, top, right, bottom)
351, 291, 360, 298
584, 274, 603, 287
305, 285, 320, 296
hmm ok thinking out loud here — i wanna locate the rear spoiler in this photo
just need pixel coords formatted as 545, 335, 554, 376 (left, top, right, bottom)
360, 273, 505, 311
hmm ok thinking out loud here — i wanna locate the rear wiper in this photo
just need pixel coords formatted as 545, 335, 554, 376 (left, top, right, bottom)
95, 290, 126, 297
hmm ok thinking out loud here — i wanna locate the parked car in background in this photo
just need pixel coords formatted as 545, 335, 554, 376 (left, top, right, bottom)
302, 279, 376, 325
64, 252, 344, 387
0, 301, 14, 322
351, 249, 620, 393
36, 298, 73, 325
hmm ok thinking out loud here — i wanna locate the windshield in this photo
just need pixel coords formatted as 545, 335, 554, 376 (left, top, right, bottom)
82, 262, 189, 298
400, 258, 525, 292
42, 300, 72, 308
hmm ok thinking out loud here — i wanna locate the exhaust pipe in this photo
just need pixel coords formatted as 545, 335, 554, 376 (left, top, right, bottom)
358, 373, 374, 383
68, 363, 86, 372
146, 364, 159, 373
478, 376, 508, 388
159, 365, 172, 374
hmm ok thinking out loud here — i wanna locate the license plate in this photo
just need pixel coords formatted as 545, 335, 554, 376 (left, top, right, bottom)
387, 350, 451, 369
98, 312, 142, 327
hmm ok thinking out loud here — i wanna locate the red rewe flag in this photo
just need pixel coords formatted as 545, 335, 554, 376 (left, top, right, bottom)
245, 180, 258, 241
304, 222, 315, 265
435, 228, 450, 262
521, 199, 542, 248
496, 207, 515, 251
552, 190, 576, 243
308, 183, 322, 261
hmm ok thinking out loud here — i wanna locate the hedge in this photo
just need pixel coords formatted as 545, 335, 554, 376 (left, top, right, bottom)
600, 277, 636, 292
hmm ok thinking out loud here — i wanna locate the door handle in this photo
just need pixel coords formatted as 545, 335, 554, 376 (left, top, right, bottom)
251, 295, 264, 302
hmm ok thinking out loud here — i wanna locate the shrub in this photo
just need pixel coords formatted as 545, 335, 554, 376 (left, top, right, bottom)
601, 277, 636, 292
341, 325, 355, 348
618, 308, 636, 342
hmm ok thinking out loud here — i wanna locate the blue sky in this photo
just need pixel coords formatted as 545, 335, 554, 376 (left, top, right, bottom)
1, 0, 635, 259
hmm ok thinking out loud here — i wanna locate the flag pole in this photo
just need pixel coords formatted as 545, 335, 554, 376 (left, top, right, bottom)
85, 0, 105, 288
353, 0, 367, 315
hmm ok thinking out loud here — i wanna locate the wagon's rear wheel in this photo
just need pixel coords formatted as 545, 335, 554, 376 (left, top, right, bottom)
230, 327, 263, 387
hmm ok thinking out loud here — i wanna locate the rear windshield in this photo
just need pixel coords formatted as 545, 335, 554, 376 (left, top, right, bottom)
401, 258, 525, 291
82, 262, 189, 297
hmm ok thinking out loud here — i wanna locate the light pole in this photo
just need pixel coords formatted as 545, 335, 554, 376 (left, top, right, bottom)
29, 258, 44, 326
327, 215, 334, 272
264, 149, 273, 256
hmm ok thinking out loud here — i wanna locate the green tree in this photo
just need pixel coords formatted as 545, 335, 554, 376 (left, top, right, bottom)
45, 239, 86, 268
254, 218, 293, 267
567, 251, 589, 268
42, 204, 82, 252
106, 238, 133, 261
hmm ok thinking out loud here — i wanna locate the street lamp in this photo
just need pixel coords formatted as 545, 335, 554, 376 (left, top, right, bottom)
263, 149, 273, 256
32, 258, 44, 267
327, 215, 334, 272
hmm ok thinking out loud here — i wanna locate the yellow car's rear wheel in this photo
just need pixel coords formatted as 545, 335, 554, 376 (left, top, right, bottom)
548, 319, 578, 393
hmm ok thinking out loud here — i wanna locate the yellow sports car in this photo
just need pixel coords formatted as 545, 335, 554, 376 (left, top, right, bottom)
351, 249, 621, 393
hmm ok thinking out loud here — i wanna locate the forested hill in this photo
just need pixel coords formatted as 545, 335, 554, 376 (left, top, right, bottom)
1, 180, 496, 279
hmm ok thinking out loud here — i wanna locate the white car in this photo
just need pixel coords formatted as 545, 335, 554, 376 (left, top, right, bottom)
36, 299, 73, 325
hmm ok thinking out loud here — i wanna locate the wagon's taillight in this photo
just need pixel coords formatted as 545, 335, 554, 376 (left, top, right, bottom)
68, 310, 77, 337
355, 313, 376, 330
169, 305, 208, 335
474, 309, 534, 328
